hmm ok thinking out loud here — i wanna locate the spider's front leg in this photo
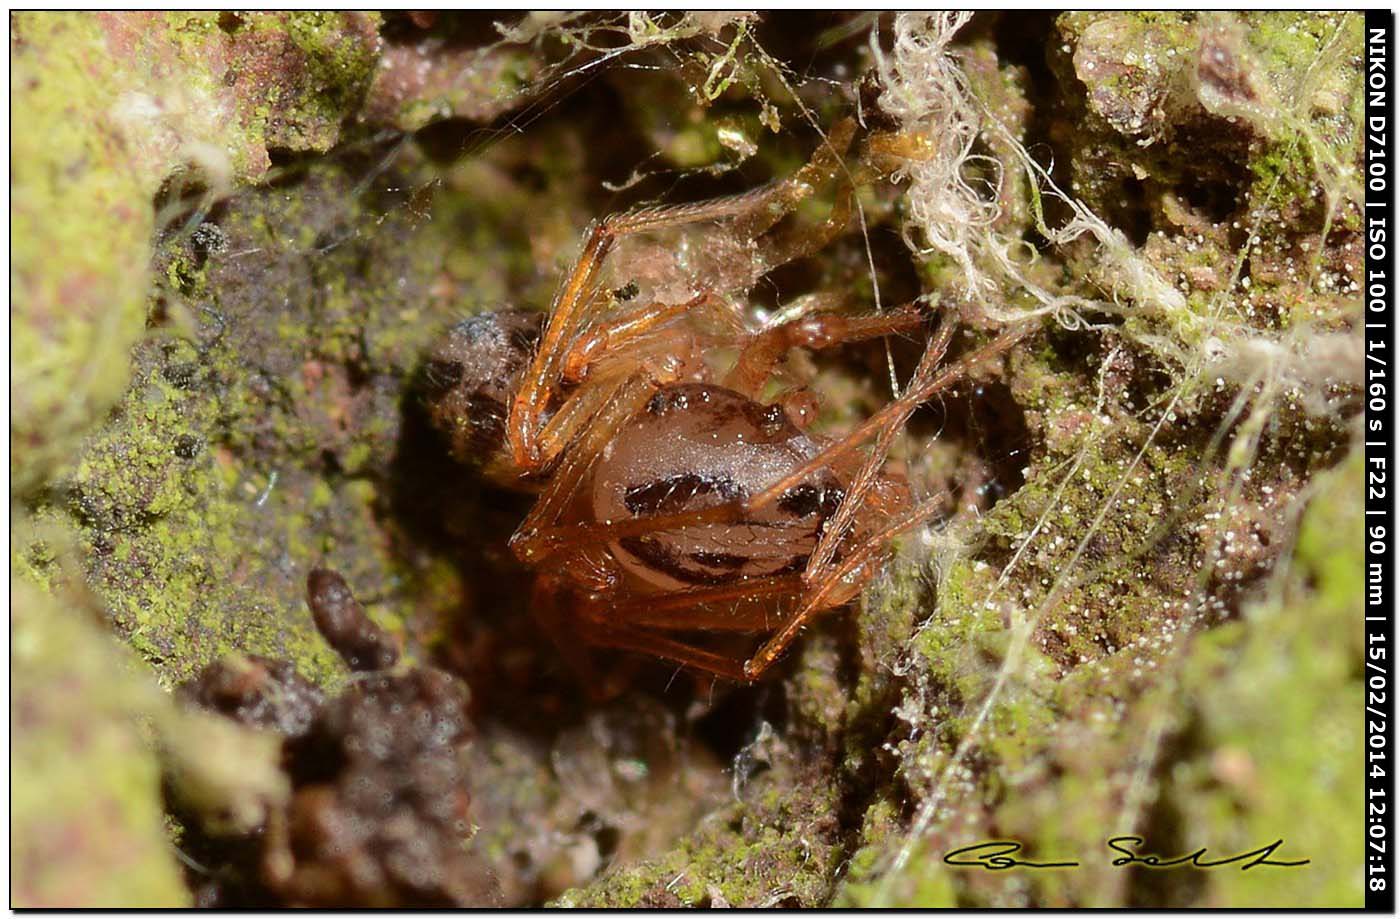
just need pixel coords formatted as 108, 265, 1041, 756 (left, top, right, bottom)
510, 319, 1035, 679
741, 321, 1039, 679
507, 220, 615, 474
532, 554, 785, 686
508, 118, 861, 473
510, 321, 1035, 572
556, 290, 754, 390
723, 301, 929, 397
507, 190, 809, 473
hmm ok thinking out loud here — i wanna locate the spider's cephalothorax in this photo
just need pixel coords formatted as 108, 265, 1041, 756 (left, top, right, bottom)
423, 119, 1032, 683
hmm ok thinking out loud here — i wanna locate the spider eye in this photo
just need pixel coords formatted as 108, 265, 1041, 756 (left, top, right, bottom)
758, 403, 788, 435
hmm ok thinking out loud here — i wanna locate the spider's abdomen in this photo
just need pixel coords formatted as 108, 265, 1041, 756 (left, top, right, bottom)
592, 383, 845, 591
422, 309, 544, 480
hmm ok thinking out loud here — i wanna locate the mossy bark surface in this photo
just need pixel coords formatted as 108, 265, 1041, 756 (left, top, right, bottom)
12, 12, 1365, 908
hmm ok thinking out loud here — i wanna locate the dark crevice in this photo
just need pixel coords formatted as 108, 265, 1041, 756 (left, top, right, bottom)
1122, 719, 1212, 908
1178, 178, 1242, 224
379, 11, 521, 48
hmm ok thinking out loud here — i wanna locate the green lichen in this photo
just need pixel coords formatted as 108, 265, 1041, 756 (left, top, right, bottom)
1166, 449, 1364, 907
40, 154, 450, 687
11, 13, 157, 496
561, 774, 845, 908
274, 12, 382, 151
11, 11, 392, 497
11, 12, 1366, 908
11, 579, 189, 907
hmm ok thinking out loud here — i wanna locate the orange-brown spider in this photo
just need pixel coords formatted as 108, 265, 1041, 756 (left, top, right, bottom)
423, 121, 1031, 683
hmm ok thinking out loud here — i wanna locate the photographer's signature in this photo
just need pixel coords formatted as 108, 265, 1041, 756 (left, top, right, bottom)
943, 837, 1310, 872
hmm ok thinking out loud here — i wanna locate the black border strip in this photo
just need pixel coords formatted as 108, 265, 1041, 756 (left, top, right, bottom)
1365, 8, 1396, 914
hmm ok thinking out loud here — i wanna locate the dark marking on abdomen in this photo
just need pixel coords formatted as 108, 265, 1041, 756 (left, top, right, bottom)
623, 473, 745, 517
688, 551, 748, 570
777, 483, 845, 519
618, 536, 806, 587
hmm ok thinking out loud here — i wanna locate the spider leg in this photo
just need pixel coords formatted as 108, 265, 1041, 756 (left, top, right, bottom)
731, 117, 857, 240
743, 321, 1038, 677
541, 545, 807, 685
743, 494, 953, 679
744, 320, 1034, 520
798, 312, 959, 579
724, 301, 928, 398
529, 374, 633, 476
509, 322, 1034, 567
529, 319, 706, 472
530, 294, 765, 489
510, 191, 809, 470
504, 313, 706, 490
560, 291, 742, 385
531, 287, 744, 474
509, 221, 612, 471
737, 119, 857, 278
596, 574, 806, 633
510, 120, 860, 471
751, 183, 854, 279
513, 374, 658, 553
573, 618, 753, 683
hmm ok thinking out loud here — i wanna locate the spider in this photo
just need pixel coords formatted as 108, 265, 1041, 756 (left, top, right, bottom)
422, 120, 1032, 684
